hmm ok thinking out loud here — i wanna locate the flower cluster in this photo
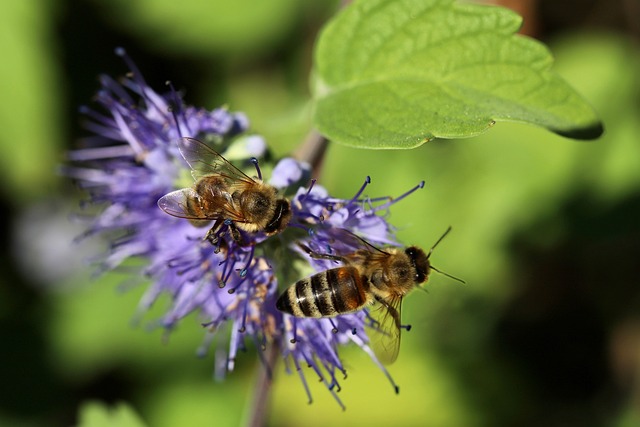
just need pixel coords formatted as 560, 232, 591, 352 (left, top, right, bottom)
66, 49, 423, 408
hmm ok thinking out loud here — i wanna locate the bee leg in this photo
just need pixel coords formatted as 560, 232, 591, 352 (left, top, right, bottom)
214, 237, 229, 255
204, 229, 218, 245
205, 219, 225, 245
228, 222, 245, 246
297, 242, 347, 264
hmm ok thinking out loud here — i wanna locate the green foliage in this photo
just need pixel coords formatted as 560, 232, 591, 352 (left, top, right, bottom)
0, 0, 63, 200
76, 401, 146, 427
91, 0, 317, 55
312, 0, 603, 148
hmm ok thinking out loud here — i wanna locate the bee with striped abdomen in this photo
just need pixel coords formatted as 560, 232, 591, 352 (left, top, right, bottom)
276, 228, 457, 364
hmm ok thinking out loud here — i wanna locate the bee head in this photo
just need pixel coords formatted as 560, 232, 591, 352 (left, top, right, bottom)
264, 198, 292, 234
405, 246, 429, 284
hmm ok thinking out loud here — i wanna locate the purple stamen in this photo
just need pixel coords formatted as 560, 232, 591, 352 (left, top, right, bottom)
79, 104, 117, 127
292, 356, 313, 405
300, 179, 317, 201
373, 180, 425, 212
66, 145, 135, 162
114, 47, 143, 82
115, 48, 171, 122
290, 318, 298, 344
347, 175, 371, 206
196, 331, 215, 358
328, 318, 338, 334
302, 353, 346, 410
238, 294, 249, 333
227, 325, 241, 371
215, 337, 229, 381
165, 80, 189, 138
350, 334, 400, 395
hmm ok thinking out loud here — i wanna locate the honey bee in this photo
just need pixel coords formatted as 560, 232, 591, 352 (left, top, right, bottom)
276, 228, 458, 364
158, 137, 291, 245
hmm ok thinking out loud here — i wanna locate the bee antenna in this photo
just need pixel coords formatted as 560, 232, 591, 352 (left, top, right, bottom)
427, 226, 452, 259
250, 157, 262, 181
431, 265, 466, 285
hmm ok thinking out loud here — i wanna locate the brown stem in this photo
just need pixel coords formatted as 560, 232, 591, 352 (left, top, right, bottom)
483, 0, 539, 38
243, 342, 280, 427
292, 130, 329, 178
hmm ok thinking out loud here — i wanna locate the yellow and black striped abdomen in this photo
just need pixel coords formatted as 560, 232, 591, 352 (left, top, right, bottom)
276, 267, 370, 318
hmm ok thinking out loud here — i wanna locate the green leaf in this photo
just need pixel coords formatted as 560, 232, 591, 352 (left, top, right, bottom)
76, 401, 147, 427
312, 0, 603, 149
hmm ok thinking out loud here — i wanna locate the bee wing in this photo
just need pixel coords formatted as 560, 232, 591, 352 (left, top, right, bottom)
158, 187, 212, 220
158, 186, 251, 223
178, 137, 256, 184
366, 295, 403, 365
325, 227, 391, 256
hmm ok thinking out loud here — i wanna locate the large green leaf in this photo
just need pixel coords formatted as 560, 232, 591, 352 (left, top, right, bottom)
312, 0, 603, 148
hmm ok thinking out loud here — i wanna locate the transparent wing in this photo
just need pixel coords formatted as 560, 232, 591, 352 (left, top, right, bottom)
157, 188, 213, 220
178, 137, 255, 184
158, 187, 250, 223
366, 295, 403, 365
323, 227, 391, 257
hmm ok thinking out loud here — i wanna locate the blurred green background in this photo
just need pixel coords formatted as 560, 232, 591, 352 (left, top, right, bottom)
1, 0, 639, 426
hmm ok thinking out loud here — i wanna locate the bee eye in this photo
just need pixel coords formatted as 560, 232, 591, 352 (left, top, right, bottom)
405, 246, 427, 283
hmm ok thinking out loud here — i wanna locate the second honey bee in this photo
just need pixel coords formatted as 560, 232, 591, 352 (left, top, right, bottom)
276, 228, 457, 364
158, 137, 291, 245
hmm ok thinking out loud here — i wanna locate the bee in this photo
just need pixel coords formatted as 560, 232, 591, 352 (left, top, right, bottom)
158, 137, 291, 245
276, 227, 459, 364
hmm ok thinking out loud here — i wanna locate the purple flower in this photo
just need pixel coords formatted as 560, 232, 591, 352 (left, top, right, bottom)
65, 49, 425, 409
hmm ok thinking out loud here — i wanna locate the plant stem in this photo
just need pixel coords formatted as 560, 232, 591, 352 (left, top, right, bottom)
244, 342, 280, 427
293, 130, 329, 177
